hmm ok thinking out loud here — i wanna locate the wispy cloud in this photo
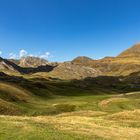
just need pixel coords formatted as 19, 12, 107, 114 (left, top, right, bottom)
0, 51, 2, 55
39, 52, 51, 59
19, 49, 28, 58
9, 53, 17, 59
8, 50, 52, 60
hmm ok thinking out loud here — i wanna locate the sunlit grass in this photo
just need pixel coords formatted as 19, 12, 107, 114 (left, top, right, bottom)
1, 81, 140, 139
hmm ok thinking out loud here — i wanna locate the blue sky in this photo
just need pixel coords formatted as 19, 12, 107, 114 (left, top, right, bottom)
0, 0, 140, 61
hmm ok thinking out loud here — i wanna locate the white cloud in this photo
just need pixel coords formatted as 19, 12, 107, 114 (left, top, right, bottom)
28, 54, 34, 57
7, 50, 53, 60
19, 49, 28, 58
0, 51, 2, 55
9, 53, 17, 59
39, 52, 51, 59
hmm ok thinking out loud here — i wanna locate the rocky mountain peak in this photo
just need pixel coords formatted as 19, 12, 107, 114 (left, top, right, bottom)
19, 56, 49, 68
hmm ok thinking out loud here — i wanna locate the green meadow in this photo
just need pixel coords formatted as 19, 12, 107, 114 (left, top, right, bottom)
1, 80, 140, 140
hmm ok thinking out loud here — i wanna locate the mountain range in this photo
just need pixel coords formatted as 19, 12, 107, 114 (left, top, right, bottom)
1, 42, 140, 117
0, 42, 140, 79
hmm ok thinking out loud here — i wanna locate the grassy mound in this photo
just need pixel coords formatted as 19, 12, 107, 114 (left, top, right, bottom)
0, 83, 31, 102
0, 82, 32, 115
0, 99, 21, 115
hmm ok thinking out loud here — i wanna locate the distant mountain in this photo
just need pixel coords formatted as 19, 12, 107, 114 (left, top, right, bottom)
19, 56, 49, 68
47, 62, 101, 79
8, 59, 20, 65
72, 43, 140, 76
0, 57, 55, 74
72, 56, 94, 66
118, 42, 140, 58
0, 57, 22, 73
1, 42, 140, 78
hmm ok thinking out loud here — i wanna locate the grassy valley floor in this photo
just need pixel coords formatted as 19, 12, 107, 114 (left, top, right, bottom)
1, 92, 140, 140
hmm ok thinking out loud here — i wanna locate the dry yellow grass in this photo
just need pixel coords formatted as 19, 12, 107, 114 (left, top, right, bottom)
57, 110, 107, 117
0, 82, 31, 102
1, 110, 140, 140
98, 97, 128, 109
106, 109, 140, 121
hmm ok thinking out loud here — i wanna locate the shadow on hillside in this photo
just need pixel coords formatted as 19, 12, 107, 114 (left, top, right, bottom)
1, 71, 140, 97
0, 57, 56, 74
22, 65, 55, 74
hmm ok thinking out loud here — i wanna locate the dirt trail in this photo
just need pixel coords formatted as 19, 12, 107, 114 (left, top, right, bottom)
99, 91, 140, 109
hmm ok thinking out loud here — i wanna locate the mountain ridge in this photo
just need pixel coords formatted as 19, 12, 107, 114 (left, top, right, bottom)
1, 42, 140, 78
118, 42, 140, 58
72, 42, 140, 76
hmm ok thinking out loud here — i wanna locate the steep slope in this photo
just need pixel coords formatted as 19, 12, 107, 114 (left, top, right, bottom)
72, 43, 140, 76
8, 59, 20, 65
0, 57, 55, 74
0, 82, 30, 102
118, 42, 140, 58
1, 42, 140, 77
0, 79, 32, 115
91, 56, 140, 76
0, 57, 23, 73
19, 56, 49, 68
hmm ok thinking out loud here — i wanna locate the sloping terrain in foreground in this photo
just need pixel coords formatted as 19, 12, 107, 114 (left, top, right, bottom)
0, 74, 140, 139
1, 92, 140, 140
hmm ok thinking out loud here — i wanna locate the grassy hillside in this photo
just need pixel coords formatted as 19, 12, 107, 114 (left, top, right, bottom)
1, 72, 140, 139
0, 72, 140, 116
72, 43, 140, 76
1, 92, 140, 139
